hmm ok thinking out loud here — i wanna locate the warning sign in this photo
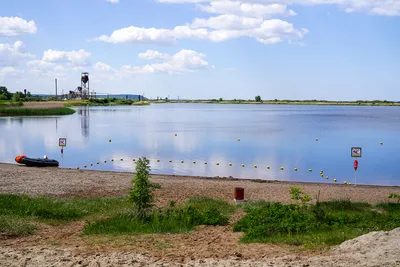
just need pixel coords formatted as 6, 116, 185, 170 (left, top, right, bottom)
59, 138, 67, 147
351, 147, 362, 157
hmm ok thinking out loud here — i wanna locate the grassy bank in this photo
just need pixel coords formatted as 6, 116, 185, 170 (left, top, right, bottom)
0, 107, 76, 116
150, 99, 400, 106
234, 200, 400, 249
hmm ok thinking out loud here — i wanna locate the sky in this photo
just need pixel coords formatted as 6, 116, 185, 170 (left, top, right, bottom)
1, 0, 400, 101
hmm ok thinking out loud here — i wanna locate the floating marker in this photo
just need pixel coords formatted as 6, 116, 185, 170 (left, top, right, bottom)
97, 162, 99, 164
348, 182, 352, 185
120, 158, 123, 161
216, 162, 219, 165
316, 138, 318, 141
109, 139, 111, 142
280, 167, 284, 171
242, 164, 245, 167
380, 142, 383, 145
132, 159, 136, 161
157, 159, 160, 162
238, 138, 240, 141
294, 168, 298, 171
326, 176, 329, 180
193, 161, 196, 164
334, 178, 337, 182
229, 163, 232, 166
169, 160, 172, 163
254, 165, 257, 168
77, 167, 80, 170
104, 160, 107, 163
344, 181, 347, 184
181, 160, 184, 163
267, 166, 270, 169
111, 159, 114, 162
204, 162, 207, 165
84, 165, 87, 168
175, 133, 177, 136
320, 170, 324, 173
320, 174, 324, 177
309, 169, 312, 172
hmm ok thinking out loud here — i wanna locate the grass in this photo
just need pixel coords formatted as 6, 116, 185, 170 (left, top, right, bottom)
233, 200, 400, 249
82, 196, 235, 235
0, 194, 130, 223
0, 107, 76, 116
0, 215, 37, 237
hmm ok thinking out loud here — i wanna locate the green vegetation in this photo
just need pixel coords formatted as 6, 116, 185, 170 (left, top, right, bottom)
82, 196, 233, 235
0, 107, 76, 116
234, 196, 400, 249
129, 157, 161, 219
0, 194, 130, 236
0, 215, 37, 237
149, 97, 400, 106
388, 193, 400, 203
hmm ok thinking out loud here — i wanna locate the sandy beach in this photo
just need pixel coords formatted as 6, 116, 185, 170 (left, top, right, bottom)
1, 163, 400, 266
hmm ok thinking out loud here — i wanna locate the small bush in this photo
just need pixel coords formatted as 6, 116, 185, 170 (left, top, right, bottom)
0, 107, 75, 116
129, 157, 160, 220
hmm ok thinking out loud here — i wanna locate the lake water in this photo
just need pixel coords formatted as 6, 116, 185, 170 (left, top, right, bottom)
1, 103, 400, 186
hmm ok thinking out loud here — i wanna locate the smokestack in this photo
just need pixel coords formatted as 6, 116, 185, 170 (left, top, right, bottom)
55, 78, 58, 98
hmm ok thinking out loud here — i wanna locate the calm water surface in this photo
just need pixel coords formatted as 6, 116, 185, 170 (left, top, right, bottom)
1, 103, 400, 186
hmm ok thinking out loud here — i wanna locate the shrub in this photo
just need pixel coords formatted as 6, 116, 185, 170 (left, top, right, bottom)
129, 157, 160, 220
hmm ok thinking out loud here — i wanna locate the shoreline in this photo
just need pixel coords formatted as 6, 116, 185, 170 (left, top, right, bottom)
2, 162, 399, 189
1, 163, 399, 204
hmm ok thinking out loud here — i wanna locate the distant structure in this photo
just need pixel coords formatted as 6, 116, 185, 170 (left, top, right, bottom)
68, 72, 96, 99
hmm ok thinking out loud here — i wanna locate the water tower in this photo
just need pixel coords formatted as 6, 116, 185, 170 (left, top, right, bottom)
81, 72, 89, 99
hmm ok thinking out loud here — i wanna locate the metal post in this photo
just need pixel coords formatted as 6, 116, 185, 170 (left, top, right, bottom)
354, 170, 357, 186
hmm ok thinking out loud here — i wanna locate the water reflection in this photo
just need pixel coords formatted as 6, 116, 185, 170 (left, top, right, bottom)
79, 107, 90, 141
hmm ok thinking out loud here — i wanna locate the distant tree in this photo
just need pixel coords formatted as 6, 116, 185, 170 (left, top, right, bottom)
26, 91, 32, 97
219, 97, 223, 102
0, 86, 12, 100
255, 95, 262, 102
12, 91, 25, 102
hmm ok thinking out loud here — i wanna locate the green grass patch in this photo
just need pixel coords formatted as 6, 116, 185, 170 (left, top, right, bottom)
234, 201, 400, 249
0, 194, 130, 223
0, 107, 76, 116
82, 197, 234, 235
0, 215, 37, 237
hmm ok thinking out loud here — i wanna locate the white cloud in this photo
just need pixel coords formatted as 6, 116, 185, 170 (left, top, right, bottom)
138, 50, 170, 60
94, 62, 114, 72
0, 41, 34, 67
0, 16, 37, 36
42, 49, 92, 66
196, 2, 296, 18
93, 18, 307, 45
106, 0, 119, 3
122, 49, 210, 75
157, 0, 400, 17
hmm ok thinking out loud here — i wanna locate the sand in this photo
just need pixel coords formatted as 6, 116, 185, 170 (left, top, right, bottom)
22, 102, 65, 109
1, 163, 400, 266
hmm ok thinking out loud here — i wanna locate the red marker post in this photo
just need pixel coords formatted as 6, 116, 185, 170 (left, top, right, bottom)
354, 159, 358, 186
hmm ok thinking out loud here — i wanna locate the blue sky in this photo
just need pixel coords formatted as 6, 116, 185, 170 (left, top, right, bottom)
1, 0, 399, 100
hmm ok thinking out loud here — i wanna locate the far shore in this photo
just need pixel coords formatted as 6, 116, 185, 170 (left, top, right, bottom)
149, 99, 400, 106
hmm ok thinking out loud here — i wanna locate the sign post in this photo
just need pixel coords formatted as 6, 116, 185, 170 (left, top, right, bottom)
59, 138, 67, 168
351, 147, 361, 186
